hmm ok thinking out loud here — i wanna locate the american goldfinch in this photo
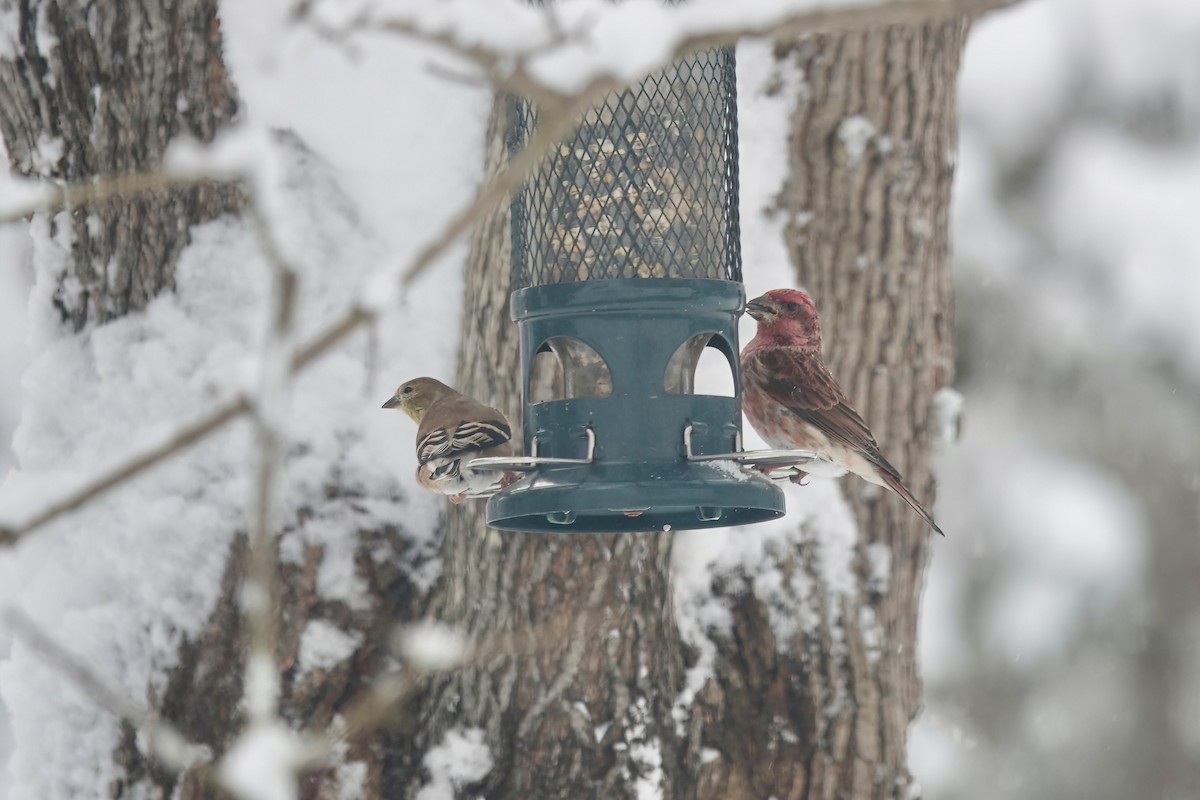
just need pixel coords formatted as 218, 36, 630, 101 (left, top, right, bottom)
741, 288, 943, 535
382, 377, 514, 503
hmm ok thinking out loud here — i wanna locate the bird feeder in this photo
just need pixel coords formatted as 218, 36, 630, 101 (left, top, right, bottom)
482, 49, 789, 533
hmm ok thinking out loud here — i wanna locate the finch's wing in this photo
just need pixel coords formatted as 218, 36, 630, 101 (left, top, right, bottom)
745, 348, 903, 482
417, 396, 513, 466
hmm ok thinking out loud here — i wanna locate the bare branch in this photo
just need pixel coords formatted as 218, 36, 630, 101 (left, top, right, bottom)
0, 170, 239, 225
400, 92, 592, 290
2, 608, 212, 775
0, 397, 250, 546
302, 609, 607, 762
359, 0, 1017, 108
241, 196, 301, 726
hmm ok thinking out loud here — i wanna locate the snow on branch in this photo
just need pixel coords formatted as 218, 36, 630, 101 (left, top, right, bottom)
311, 0, 1018, 105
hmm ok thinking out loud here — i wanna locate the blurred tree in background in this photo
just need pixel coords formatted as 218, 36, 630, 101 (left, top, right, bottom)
914, 2, 1200, 799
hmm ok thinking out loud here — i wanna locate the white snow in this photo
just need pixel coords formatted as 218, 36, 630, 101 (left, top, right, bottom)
33, 2, 56, 65
414, 727, 493, 800
0, 0, 1193, 797
335, 758, 369, 800
930, 386, 964, 450
863, 541, 891, 595
622, 696, 664, 800
367, 0, 878, 96
837, 115, 875, 165
0, 172, 55, 219
299, 621, 364, 677
30, 134, 63, 174
218, 721, 304, 800
1043, 129, 1200, 377
394, 621, 468, 672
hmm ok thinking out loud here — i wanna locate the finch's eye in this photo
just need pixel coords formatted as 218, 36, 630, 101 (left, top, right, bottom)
402, 386, 414, 395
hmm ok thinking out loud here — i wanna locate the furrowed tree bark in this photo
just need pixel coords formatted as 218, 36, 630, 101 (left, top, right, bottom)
685, 21, 963, 799
1, 6, 965, 799
389, 98, 687, 799
398, 19, 963, 800
0, 0, 241, 330
782, 22, 962, 766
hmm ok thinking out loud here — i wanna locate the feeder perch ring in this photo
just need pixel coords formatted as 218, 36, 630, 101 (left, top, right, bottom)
683, 423, 822, 481
466, 427, 596, 474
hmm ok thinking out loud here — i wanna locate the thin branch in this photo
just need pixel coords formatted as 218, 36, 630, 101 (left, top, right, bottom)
301, 610, 606, 763
3, 608, 213, 775
365, 0, 1017, 107
300, 0, 1020, 168
241, 196, 300, 725
399, 92, 590, 290
0, 397, 250, 546
0, 169, 238, 225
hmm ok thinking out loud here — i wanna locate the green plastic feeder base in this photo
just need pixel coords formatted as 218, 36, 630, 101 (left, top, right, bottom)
486, 461, 785, 534
494, 278, 784, 534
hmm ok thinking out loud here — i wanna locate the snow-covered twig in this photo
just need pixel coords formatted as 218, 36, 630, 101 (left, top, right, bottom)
340, 0, 1018, 106
2, 608, 213, 775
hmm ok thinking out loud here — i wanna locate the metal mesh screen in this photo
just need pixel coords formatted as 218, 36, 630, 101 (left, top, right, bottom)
509, 48, 742, 289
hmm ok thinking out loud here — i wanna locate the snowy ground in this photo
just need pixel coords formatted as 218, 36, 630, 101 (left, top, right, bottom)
2, 0, 1198, 798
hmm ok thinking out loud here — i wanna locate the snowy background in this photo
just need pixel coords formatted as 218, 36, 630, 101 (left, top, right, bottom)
911, 1, 1200, 798
1, 0, 1199, 797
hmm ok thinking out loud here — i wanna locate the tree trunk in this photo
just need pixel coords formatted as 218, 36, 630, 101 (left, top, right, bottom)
0, 0, 241, 330
1, 7, 963, 799
387, 98, 687, 799
686, 22, 962, 799
400, 19, 963, 800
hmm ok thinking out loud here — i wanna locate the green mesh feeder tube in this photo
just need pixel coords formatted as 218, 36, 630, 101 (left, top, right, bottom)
485, 48, 785, 533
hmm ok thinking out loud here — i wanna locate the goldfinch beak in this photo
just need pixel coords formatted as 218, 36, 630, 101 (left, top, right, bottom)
382, 396, 401, 409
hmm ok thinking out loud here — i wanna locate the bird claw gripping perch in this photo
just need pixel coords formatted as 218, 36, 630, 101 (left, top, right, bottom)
683, 424, 821, 483
462, 428, 597, 498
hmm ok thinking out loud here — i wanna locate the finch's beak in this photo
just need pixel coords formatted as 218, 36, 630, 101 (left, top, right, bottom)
382, 396, 401, 409
745, 297, 771, 322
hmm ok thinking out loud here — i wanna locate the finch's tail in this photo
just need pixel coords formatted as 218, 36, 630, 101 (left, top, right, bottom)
880, 473, 944, 536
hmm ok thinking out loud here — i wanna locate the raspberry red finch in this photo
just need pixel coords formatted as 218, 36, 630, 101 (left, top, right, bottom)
741, 289, 943, 535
